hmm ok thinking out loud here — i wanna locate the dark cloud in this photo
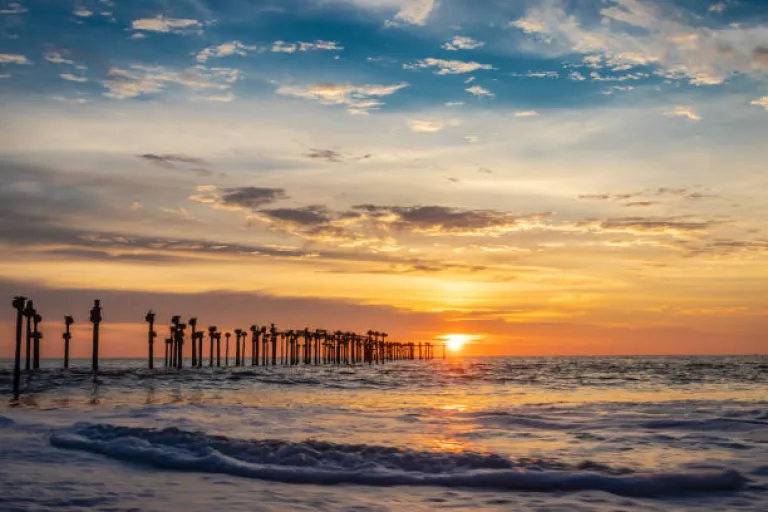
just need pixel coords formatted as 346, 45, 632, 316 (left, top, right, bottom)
599, 216, 716, 233
351, 205, 552, 235
259, 205, 333, 225
624, 201, 655, 207
303, 148, 374, 163
138, 153, 212, 176
220, 186, 288, 209
579, 187, 715, 202
304, 149, 343, 162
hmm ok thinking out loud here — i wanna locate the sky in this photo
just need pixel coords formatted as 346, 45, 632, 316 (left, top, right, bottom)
1, 0, 767, 357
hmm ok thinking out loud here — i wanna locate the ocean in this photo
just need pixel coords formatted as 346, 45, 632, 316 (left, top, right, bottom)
1, 356, 766, 511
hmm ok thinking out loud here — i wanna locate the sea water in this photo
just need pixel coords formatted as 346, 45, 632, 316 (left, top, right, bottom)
0, 356, 766, 511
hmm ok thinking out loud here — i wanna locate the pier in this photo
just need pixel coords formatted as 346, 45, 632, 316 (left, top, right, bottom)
8, 297, 441, 397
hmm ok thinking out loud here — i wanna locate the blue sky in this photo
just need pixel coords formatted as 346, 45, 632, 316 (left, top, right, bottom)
1, 0, 767, 355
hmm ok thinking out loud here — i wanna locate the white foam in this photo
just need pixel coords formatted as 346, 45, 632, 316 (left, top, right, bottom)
50, 424, 747, 497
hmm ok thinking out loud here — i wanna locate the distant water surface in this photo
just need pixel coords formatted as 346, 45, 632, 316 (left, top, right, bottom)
1, 356, 766, 511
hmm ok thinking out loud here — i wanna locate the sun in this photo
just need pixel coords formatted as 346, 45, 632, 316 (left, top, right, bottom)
443, 334, 470, 352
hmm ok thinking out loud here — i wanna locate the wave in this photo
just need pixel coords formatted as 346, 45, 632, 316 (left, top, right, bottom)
50, 424, 747, 497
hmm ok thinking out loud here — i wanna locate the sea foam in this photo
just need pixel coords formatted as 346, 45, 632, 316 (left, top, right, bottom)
50, 424, 747, 497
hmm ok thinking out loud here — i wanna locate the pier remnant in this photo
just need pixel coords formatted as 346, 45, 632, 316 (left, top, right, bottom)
12, 296, 26, 397
63, 315, 74, 369
145, 311, 156, 369
90, 300, 102, 374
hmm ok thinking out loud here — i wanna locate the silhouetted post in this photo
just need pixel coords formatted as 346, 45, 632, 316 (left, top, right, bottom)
32, 312, 42, 369
234, 329, 242, 366
199, 332, 205, 368
63, 315, 73, 369
12, 296, 26, 397
176, 323, 186, 369
251, 325, 261, 366
270, 324, 277, 365
145, 311, 156, 369
216, 331, 222, 367
189, 318, 198, 368
23, 300, 35, 371
208, 326, 216, 367
90, 299, 102, 374
225, 332, 231, 366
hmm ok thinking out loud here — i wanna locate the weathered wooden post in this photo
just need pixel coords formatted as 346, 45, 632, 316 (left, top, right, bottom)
225, 332, 231, 366
12, 296, 26, 397
175, 323, 186, 369
145, 311, 156, 369
270, 324, 277, 365
199, 332, 205, 368
208, 325, 217, 367
251, 325, 261, 366
189, 318, 198, 368
164, 337, 171, 368
63, 315, 74, 369
23, 300, 35, 371
215, 331, 222, 367
32, 312, 42, 369
90, 299, 102, 374
234, 328, 242, 366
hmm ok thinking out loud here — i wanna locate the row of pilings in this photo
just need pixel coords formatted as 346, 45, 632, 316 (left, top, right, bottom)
9, 297, 441, 397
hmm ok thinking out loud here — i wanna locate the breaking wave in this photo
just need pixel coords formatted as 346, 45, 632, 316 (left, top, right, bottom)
50, 424, 747, 497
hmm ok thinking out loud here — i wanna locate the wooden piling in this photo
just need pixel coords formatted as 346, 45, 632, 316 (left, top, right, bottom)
90, 300, 102, 374
12, 296, 26, 397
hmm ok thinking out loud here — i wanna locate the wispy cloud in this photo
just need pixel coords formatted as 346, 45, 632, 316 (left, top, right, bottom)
408, 118, 461, 132
404, 58, 494, 75
510, 0, 768, 85
466, 85, 493, 97
442, 36, 484, 51
664, 106, 702, 121
751, 96, 768, 111
276, 82, 408, 115
101, 65, 239, 100
0, 54, 29, 64
131, 16, 202, 34
514, 110, 540, 118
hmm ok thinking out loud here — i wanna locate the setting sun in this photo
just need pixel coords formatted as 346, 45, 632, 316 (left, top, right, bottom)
442, 334, 471, 352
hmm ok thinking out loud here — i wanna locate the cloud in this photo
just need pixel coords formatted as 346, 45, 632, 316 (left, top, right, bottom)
664, 106, 702, 121
595, 216, 716, 234
514, 110, 540, 117
510, 0, 768, 85
708, 2, 727, 14
0, 54, 29, 64
510, 71, 559, 78
272, 40, 344, 53
404, 58, 494, 74
189, 185, 288, 210
466, 85, 494, 97
352, 205, 553, 236
408, 118, 460, 132
44, 52, 74, 65
73, 9, 93, 17
196, 40, 343, 62
276, 82, 408, 115
578, 187, 712, 202
442, 36, 484, 51
138, 153, 212, 176
305, 149, 344, 162
199, 92, 235, 102
131, 16, 202, 34
101, 64, 240, 100
196, 41, 255, 62
390, 0, 436, 26
60, 73, 87, 82
1, 2, 25, 14
751, 96, 768, 111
